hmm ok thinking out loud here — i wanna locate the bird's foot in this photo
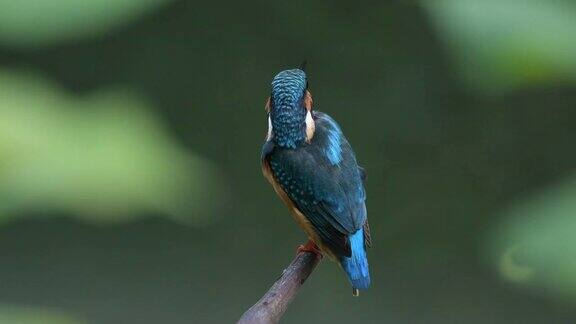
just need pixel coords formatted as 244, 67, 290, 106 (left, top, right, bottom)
297, 240, 323, 258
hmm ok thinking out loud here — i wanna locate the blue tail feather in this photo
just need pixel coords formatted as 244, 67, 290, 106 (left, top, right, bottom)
340, 228, 370, 291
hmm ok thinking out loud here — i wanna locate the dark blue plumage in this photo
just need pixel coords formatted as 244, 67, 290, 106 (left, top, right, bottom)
262, 68, 371, 295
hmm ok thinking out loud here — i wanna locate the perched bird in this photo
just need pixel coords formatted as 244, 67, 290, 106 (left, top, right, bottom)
261, 66, 371, 296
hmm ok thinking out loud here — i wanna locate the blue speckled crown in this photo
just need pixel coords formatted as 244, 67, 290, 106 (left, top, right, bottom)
271, 69, 307, 104
270, 69, 307, 148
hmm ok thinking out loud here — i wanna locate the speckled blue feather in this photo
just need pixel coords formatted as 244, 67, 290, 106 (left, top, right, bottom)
322, 118, 343, 165
270, 69, 307, 148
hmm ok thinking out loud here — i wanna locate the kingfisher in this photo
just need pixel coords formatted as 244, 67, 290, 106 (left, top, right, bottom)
261, 65, 371, 296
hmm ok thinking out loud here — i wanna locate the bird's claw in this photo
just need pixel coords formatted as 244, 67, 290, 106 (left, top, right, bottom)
297, 241, 323, 258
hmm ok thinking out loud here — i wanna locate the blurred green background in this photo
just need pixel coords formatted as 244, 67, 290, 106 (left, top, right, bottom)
1, 0, 576, 323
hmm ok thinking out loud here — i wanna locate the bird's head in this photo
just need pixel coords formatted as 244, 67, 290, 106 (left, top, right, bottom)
265, 67, 314, 148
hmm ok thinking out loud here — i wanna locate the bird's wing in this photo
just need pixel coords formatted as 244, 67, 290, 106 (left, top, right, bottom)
264, 112, 367, 258
357, 166, 372, 249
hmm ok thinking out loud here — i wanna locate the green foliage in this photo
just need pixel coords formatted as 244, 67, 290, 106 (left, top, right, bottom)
0, 0, 173, 47
486, 175, 576, 302
0, 69, 222, 225
422, 0, 576, 93
0, 305, 84, 324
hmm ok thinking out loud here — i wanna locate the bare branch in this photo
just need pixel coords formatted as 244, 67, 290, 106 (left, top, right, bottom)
237, 250, 322, 324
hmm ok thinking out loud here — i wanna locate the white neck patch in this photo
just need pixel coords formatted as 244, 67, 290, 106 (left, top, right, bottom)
267, 112, 315, 143
305, 110, 315, 142
266, 115, 273, 141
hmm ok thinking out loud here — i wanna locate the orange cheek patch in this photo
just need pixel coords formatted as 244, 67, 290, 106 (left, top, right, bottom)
265, 97, 271, 113
304, 90, 313, 111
